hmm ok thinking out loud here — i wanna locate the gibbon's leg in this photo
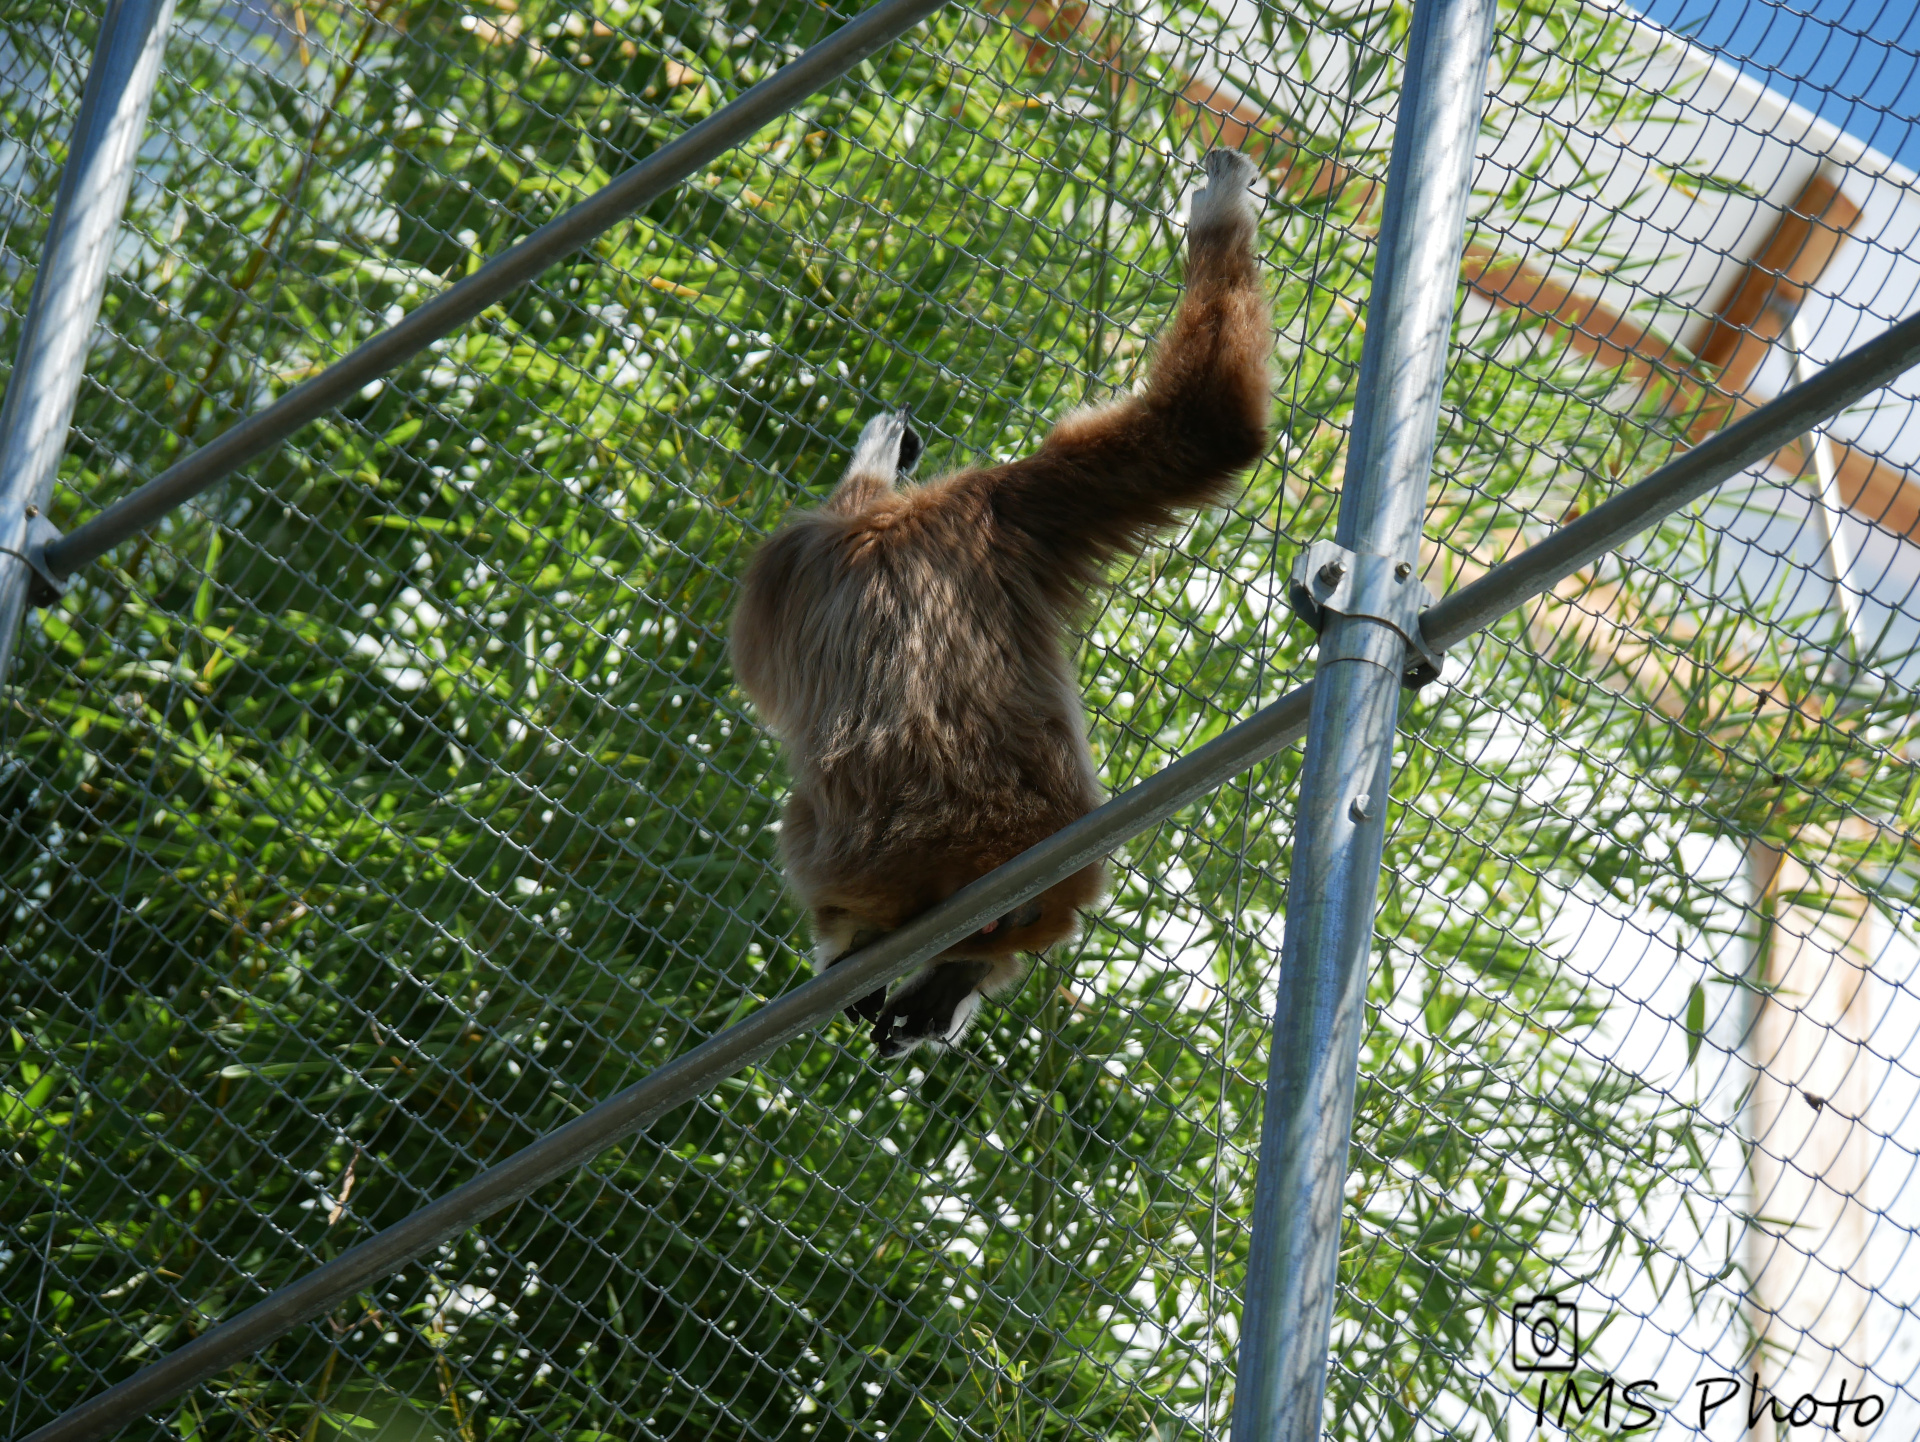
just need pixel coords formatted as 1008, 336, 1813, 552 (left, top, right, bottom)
864, 903, 1044, 1056
986, 148, 1270, 591
826, 407, 922, 514
873, 960, 997, 1058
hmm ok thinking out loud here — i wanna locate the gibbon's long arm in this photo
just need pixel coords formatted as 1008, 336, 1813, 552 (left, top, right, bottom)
986, 148, 1270, 598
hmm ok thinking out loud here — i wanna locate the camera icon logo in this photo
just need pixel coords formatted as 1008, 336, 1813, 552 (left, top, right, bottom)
1510, 1295, 1580, 1373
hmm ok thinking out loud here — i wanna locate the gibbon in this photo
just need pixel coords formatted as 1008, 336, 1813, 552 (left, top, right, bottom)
732, 148, 1270, 1058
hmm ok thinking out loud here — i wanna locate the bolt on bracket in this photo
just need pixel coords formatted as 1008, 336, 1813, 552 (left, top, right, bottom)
1287, 539, 1446, 688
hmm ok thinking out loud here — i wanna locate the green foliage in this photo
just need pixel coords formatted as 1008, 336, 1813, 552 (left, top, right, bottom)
6, 2, 1909, 1440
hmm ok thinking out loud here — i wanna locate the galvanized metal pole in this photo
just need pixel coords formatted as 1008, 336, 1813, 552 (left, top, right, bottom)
1230, 2, 1498, 1438
0, 0, 175, 688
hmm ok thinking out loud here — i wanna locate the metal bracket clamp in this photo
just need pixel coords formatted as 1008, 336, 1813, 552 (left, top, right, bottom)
3, 514, 73, 606
1287, 540, 1446, 688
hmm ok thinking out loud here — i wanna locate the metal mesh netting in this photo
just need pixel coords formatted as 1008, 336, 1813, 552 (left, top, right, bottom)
3, 0, 1919, 1438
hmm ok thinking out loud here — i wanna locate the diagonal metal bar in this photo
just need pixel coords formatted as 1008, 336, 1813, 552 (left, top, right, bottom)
0, 0, 176, 686
22, 299, 1920, 1442
30, 0, 955, 587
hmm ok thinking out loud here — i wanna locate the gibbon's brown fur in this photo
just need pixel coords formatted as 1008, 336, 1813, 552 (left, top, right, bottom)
732, 148, 1270, 1058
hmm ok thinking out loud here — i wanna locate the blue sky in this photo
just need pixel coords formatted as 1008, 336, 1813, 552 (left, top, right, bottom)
1633, 0, 1920, 173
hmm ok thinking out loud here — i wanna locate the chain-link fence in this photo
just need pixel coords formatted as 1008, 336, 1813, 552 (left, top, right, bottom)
4, 0, 1919, 1437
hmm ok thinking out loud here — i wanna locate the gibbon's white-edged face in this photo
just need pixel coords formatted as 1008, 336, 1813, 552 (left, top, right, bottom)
844, 407, 922, 483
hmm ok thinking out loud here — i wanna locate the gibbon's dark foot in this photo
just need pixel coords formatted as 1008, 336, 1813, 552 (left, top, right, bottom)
844, 987, 885, 1027
827, 905, 1035, 1038
872, 960, 994, 1059
824, 933, 888, 1026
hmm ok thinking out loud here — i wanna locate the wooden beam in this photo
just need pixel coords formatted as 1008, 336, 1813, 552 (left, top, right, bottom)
1672, 174, 1864, 453
1692, 173, 1863, 392
1463, 243, 1920, 542
1462, 245, 1668, 380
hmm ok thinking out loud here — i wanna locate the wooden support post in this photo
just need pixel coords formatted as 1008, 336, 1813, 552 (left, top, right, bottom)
1743, 839, 1874, 1436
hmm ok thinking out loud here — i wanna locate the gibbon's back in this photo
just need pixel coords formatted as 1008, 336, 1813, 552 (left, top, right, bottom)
732, 470, 1102, 880
733, 147, 1268, 1056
